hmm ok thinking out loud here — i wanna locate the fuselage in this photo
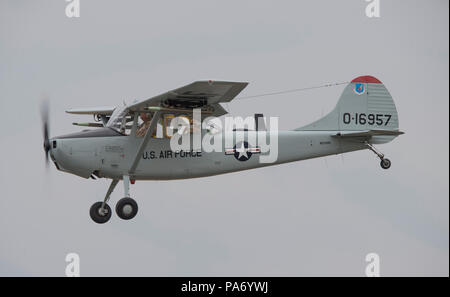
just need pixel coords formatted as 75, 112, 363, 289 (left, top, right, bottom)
49, 128, 367, 180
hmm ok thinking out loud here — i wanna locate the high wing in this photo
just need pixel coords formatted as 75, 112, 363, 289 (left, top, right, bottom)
127, 80, 248, 117
66, 106, 116, 127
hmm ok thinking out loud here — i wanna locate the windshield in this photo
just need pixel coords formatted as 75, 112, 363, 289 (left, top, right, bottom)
107, 106, 131, 135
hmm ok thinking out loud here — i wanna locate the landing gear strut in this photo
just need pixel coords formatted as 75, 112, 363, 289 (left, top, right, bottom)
89, 176, 139, 224
365, 141, 391, 170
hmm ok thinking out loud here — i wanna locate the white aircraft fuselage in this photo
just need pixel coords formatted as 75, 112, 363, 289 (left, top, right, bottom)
50, 129, 380, 181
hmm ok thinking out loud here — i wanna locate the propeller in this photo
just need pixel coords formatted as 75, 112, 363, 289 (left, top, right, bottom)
41, 101, 50, 166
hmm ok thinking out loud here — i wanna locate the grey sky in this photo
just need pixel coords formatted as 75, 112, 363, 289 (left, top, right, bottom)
0, 0, 448, 276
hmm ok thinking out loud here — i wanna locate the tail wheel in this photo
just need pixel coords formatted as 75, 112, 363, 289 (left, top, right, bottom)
380, 158, 391, 170
116, 197, 138, 220
90, 202, 112, 224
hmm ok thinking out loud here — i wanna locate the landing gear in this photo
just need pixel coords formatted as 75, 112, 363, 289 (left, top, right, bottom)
380, 158, 391, 170
365, 141, 392, 170
90, 202, 112, 224
90, 176, 139, 223
116, 197, 138, 220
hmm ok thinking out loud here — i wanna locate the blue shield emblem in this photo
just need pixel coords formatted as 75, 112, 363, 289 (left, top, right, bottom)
354, 83, 365, 95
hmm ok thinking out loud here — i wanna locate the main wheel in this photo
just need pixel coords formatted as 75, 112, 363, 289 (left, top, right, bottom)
380, 158, 391, 170
116, 197, 138, 220
90, 202, 112, 224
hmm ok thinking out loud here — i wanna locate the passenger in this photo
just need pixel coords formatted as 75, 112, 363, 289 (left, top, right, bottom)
136, 112, 152, 137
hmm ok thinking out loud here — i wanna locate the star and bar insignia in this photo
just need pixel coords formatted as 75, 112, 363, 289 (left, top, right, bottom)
225, 141, 261, 161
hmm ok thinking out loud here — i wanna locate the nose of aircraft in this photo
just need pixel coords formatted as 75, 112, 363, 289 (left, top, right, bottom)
43, 138, 50, 162
46, 138, 62, 171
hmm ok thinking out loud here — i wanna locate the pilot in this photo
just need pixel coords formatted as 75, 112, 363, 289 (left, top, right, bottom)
136, 112, 152, 137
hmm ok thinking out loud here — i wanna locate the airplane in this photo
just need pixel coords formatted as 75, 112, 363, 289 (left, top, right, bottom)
42, 75, 404, 224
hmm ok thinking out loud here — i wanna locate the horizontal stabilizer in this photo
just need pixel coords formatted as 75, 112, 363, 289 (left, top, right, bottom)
333, 130, 405, 138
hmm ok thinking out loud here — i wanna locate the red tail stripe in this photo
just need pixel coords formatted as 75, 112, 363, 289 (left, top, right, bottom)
351, 75, 382, 84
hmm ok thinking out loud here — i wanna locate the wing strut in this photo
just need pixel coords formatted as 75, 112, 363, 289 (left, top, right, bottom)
128, 111, 161, 175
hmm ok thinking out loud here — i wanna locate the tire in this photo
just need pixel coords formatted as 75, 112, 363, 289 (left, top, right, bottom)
90, 202, 112, 224
380, 158, 391, 170
116, 197, 138, 220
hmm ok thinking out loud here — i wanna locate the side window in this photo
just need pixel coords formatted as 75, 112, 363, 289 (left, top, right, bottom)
155, 119, 163, 138
136, 112, 163, 138
164, 115, 192, 138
